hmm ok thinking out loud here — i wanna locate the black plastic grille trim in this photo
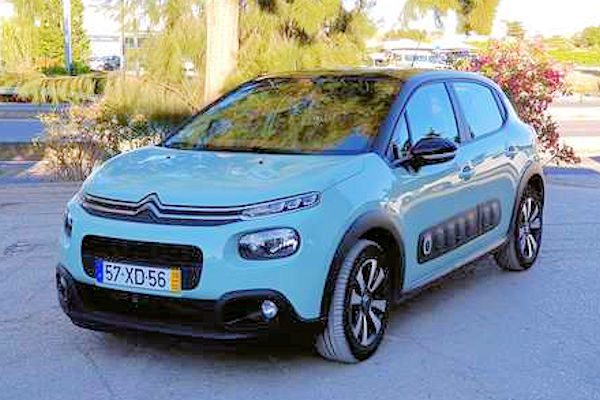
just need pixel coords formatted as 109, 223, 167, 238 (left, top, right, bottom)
81, 235, 203, 290
75, 283, 218, 326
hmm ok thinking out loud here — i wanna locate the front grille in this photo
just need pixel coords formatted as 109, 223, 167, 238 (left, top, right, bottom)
75, 283, 218, 326
81, 235, 203, 290
81, 193, 243, 226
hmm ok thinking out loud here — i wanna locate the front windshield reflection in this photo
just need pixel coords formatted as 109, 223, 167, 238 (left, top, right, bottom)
164, 75, 402, 155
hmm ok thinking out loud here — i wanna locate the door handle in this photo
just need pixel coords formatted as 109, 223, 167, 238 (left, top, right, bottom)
458, 162, 475, 181
505, 145, 518, 159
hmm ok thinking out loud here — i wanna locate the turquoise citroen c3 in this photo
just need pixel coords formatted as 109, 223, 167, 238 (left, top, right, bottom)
56, 69, 545, 363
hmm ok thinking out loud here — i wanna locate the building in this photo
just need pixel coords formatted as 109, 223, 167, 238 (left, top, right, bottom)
0, 0, 149, 65
368, 38, 474, 70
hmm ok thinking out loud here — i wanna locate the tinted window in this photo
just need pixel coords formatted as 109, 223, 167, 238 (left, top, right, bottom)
453, 82, 503, 138
405, 83, 459, 144
164, 76, 401, 154
391, 114, 410, 159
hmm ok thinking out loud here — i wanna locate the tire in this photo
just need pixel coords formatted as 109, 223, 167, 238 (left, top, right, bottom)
495, 185, 543, 271
315, 239, 392, 363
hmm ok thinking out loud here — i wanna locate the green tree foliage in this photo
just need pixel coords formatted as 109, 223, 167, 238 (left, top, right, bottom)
402, 0, 499, 35
141, 0, 206, 85
71, 0, 91, 63
1, 0, 43, 70
1, 0, 90, 72
98, 0, 374, 112
383, 29, 430, 42
232, 0, 375, 85
575, 26, 600, 49
38, 0, 66, 67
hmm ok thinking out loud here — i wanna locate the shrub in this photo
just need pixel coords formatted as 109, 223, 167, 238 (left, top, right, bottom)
38, 101, 163, 181
457, 40, 579, 164
102, 76, 199, 128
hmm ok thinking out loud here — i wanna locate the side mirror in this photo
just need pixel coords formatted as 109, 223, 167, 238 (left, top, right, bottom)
409, 136, 457, 166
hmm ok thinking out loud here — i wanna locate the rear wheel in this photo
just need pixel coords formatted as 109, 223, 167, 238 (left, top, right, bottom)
315, 239, 391, 363
495, 185, 543, 271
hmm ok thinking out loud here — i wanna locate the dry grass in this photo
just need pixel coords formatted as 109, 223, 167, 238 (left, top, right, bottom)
566, 71, 600, 95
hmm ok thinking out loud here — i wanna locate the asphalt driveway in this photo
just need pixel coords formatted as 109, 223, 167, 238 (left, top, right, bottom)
1, 174, 599, 400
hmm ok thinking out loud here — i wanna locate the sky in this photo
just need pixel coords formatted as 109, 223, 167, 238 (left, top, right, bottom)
369, 0, 600, 37
0, 0, 597, 38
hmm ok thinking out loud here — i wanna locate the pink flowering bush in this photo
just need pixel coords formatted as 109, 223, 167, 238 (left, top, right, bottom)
456, 40, 579, 164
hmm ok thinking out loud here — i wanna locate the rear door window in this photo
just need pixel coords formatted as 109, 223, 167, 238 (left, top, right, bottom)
453, 82, 504, 138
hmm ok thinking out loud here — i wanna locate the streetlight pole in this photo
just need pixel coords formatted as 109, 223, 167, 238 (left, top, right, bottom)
63, 0, 73, 74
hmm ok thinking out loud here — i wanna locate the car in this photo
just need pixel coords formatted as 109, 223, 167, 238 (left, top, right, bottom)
56, 69, 544, 363
89, 55, 122, 72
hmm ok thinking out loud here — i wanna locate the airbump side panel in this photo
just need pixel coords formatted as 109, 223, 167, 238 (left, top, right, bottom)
417, 199, 501, 263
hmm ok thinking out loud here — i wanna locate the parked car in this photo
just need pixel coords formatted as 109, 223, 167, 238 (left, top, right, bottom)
89, 56, 121, 72
56, 69, 544, 363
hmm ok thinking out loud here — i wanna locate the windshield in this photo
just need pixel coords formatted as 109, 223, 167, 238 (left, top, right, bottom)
163, 75, 401, 154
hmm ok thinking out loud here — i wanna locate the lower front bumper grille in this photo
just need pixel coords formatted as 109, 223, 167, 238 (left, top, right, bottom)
81, 235, 203, 290
76, 283, 218, 327
56, 265, 319, 340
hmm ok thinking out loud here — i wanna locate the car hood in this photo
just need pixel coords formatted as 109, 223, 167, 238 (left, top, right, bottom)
83, 146, 365, 206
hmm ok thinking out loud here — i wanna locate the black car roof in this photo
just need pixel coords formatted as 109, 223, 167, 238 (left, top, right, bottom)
253, 68, 491, 85
254, 68, 419, 82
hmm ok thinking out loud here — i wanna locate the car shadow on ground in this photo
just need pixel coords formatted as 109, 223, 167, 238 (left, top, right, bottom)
95, 255, 505, 364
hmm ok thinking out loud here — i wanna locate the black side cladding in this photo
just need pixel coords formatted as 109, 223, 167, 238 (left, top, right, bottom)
417, 199, 501, 263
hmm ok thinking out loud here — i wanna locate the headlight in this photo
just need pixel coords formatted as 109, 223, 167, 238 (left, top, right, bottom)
241, 192, 320, 218
239, 228, 300, 260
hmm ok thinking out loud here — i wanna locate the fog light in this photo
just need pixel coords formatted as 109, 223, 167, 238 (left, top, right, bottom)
260, 300, 278, 320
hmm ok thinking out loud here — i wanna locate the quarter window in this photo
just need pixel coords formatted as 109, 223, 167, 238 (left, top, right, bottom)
405, 83, 460, 144
453, 82, 503, 138
391, 114, 411, 159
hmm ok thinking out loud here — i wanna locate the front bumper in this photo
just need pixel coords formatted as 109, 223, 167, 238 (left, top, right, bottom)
57, 265, 322, 339
61, 193, 349, 320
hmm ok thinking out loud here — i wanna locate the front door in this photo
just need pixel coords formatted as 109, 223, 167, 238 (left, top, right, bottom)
388, 82, 483, 289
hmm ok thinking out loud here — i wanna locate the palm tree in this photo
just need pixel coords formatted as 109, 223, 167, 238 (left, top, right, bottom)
203, 0, 239, 103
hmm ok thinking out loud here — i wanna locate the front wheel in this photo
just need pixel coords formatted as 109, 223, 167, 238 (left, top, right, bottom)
315, 239, 391, 363
495, 185, 543, 271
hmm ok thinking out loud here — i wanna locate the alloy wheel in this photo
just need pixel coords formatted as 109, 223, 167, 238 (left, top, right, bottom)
517, 196, 542, 262
347, 258, 389, 347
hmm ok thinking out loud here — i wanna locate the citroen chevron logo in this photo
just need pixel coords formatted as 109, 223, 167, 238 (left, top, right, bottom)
134, 193, 163, 217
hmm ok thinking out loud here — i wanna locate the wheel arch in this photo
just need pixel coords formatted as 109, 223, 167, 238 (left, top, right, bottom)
319, 210, 406, 319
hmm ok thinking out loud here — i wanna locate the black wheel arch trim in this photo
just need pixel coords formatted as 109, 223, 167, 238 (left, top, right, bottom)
319, 210, 406, 319
509, 161, 545, 233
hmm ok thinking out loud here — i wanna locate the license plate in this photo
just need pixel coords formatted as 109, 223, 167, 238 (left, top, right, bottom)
94, 260, 181, 292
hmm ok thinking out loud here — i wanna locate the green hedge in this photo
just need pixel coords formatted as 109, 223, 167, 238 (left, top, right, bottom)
548, 49, 600, 66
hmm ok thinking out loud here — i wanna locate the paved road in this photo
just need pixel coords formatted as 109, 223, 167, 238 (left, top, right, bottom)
1, 174, 599, 400
0, 103, 52, 144
0, 119, 44, 143
557, 120, 600, 137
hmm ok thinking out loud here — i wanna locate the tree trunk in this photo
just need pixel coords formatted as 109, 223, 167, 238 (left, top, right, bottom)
204, 0, 239, 104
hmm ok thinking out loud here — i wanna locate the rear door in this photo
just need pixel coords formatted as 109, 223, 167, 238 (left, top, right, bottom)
449, 80, 520, 249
